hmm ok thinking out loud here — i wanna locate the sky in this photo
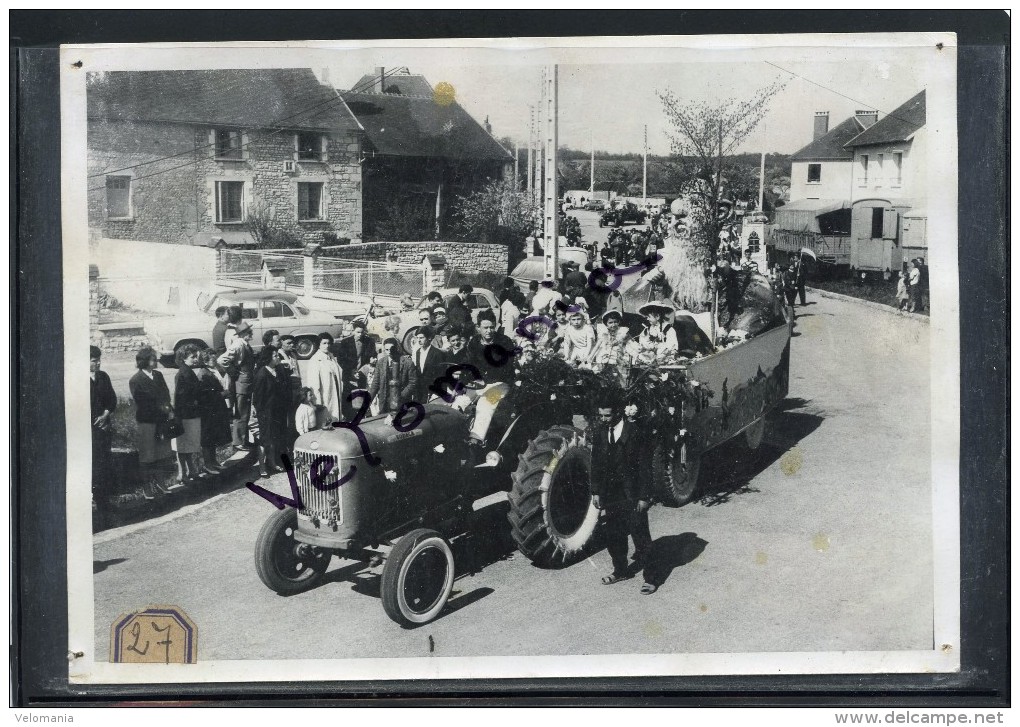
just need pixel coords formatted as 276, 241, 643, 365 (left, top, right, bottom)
316, 43, 937, 157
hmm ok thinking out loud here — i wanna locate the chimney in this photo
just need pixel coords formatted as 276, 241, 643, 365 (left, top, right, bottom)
321, 67, 330, 86
856, 110, 878, 129
484, 115, 492, 135
813, 111, 829, 140
374, 66, 385, 94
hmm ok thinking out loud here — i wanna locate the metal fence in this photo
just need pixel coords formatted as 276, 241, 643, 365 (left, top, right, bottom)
217, 249, 427, 304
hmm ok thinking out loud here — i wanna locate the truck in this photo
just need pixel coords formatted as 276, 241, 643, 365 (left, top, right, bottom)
253, 275, 791, 627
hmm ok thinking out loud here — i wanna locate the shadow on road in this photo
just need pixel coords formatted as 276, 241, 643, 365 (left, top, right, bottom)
321, 499, 515, 622
697, 402, 825, 507
644, 532, 707, 588
93, 557, 129, 573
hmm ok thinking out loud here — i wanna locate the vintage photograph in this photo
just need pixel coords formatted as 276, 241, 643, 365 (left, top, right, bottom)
63, 34, 959, 683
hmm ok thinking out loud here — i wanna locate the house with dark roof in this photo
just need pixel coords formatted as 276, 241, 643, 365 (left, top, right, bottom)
844, 90, 927, 271
777, 110, 879, 237
87, 68, 364, 247
340, 68, 512, 240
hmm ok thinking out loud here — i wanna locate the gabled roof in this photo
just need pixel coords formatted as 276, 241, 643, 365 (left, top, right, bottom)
791, 116, 862, 161
342, 91, 511, 161
352, 73, 433, 97
845, 90, 926, 147
87, 69, 360, 132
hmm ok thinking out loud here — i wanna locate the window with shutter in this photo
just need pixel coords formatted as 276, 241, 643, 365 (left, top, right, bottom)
870, 208, 884, 239
106, 176, 131, 218
883, 209, 899, 240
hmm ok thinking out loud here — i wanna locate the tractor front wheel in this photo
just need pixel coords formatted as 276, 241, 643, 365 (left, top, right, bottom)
380, 529, 455, 627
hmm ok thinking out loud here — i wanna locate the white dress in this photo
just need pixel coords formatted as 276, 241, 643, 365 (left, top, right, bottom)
306, 351, 343, 423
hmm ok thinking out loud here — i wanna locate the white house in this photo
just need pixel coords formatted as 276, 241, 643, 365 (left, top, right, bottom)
844, 90, 927, 272
778, 110, 878, 236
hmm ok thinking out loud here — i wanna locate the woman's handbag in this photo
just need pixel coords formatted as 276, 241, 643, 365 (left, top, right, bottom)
156, 416, 185, 441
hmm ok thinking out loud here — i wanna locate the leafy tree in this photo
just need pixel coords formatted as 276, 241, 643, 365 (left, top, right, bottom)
659, 82, 785, 262
452, 177, 541, 270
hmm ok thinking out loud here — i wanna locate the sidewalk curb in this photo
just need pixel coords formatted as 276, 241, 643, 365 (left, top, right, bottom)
805, 287, 930, 324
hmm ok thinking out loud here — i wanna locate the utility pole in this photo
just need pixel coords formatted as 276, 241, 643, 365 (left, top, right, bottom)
542, 65, 559, 281
642, 124, 648, 209
758, 150, 766, 212
526, 106, 534, 195
514, 141, 519, 190
535, 69, 545, 211
589, 129, 594, 194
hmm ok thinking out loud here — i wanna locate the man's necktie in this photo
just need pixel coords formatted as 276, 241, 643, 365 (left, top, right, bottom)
416, 349, 422, 372
609, 427, 616, 445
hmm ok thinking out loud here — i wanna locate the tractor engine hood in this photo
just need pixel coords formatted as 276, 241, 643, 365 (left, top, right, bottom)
294, 402, 470, 464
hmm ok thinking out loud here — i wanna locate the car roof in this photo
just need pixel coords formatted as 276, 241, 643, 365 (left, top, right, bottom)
214, 289, 300, 303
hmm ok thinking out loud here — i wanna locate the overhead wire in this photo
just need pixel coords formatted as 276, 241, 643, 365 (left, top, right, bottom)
764, 61, 922, 128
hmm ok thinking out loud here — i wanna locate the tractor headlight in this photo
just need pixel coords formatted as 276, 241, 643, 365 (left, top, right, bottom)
484, 451, 502, 467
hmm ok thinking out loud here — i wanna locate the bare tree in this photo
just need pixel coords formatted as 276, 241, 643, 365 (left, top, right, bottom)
659, 82, 785, 262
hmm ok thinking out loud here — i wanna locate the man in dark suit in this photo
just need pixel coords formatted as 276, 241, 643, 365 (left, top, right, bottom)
90, 345, 118, 500
446, 284, 474, 330
409, 326, 446, 404
211, 306, 230, 353
468, 310, 517, 385
335, 321, 377, 388
589, 397, 657, 594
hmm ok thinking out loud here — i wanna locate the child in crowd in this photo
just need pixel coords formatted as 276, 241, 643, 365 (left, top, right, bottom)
295, 387, 320, 435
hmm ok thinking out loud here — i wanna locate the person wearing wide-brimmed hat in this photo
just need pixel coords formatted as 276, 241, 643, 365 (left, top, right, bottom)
636, 300, 679, 365
596, 310, 636, 385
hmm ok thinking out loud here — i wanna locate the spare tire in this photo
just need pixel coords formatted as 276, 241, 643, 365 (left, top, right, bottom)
508, 425, 600, 568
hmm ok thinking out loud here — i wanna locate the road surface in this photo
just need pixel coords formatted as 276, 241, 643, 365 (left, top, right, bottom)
91, 291, 933, 660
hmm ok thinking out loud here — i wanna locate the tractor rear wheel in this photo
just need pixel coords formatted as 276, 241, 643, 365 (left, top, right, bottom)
508, 425, 599, 568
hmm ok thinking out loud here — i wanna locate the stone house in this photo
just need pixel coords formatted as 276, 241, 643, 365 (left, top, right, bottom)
342, 68, 512, 240
844, 90, 927, 272
87, 68, 364, 248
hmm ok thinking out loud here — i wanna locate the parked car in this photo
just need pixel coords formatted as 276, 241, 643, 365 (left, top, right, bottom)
599, 201, 647, 227
584, 199, 607, 211
365, 288, 500, 352
146, 289, 365, 362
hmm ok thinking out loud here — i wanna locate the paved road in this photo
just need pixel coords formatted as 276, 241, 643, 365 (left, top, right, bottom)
92, 292, 932, 660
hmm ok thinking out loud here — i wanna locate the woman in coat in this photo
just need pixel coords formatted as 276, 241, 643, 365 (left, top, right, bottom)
128, 345, 174, 481
172, 344, 205, 484
195, 348, 232, 473
252, 348, 291, 477
368, 337, 418, 415
306, 332, 344, 424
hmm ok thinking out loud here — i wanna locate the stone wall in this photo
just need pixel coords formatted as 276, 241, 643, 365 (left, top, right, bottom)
322, 241, 509, 276
88, 119, 363, 246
